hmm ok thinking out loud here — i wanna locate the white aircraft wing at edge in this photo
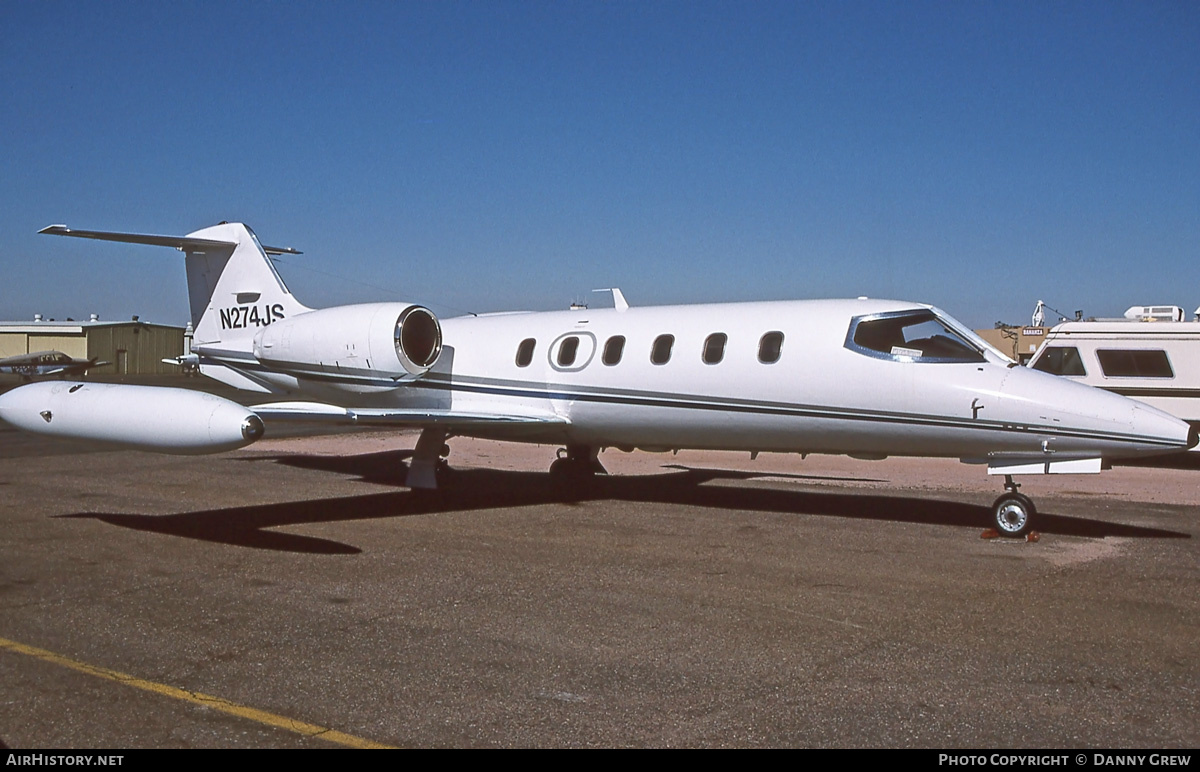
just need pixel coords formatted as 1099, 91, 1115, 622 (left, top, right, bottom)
251, 401, 568, 427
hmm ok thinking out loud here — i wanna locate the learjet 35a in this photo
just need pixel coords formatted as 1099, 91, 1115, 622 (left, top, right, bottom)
1, 222, 1193, 537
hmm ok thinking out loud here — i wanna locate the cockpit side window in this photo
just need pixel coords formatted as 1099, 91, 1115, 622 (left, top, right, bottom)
846, 310, 986, 364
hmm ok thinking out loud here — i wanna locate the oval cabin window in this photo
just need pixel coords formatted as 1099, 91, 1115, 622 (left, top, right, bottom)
703, 333, 727, 364
603, 336, 625, 366
758, 331, 784, 364
515, 338, 536, 367
651, 334, 675, 365
558, 336, 580, 367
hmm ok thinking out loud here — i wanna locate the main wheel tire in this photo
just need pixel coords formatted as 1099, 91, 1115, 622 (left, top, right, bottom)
992, 492, 1036, 538
548, 457, 575, 478
548, 457, 598, 500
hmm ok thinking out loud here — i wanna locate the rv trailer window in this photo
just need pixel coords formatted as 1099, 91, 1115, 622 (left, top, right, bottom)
703, 333, 727, 364
603, 336, 625, 366
1096, 349, 1174, 378
1031, 347, 1086, 376
557, 336, 580, 367
515, 338, 536, 367
651, 334, 675, 365
848, 311, 985, 364
758, 332, 784, 364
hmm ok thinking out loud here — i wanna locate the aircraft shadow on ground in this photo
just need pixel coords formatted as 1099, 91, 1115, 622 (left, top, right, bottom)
56, 451, 1191, 554
1116, 453, 1200, 471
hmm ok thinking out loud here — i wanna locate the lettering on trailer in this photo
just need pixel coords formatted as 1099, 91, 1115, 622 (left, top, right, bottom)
218, 304, 286, 330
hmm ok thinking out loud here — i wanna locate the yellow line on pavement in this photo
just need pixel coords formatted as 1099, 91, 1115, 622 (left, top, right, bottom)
0, 636, 395, 749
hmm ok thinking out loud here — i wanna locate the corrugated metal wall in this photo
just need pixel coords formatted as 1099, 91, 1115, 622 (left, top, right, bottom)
28, 335, 88, 357
0, 324, 185, 374
86, 325, 185, 375
0, 332, 89, 358
0, 334, 36, 358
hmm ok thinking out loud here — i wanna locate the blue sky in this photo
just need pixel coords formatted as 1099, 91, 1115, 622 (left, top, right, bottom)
1, 1, 1196, 329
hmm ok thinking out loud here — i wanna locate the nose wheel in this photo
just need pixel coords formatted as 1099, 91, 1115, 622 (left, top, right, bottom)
991, 476, 1037, 537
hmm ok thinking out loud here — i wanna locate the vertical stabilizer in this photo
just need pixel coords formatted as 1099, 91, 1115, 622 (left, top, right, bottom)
182, 223, 311, 348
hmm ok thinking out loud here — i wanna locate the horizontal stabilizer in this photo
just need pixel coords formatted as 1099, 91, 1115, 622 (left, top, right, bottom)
39, 225, 301, 255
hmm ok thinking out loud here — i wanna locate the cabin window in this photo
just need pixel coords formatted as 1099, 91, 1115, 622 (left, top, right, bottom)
515, 338, 536, 367
1031, 347, 1086, 376
846, 311, 985, 364
557, 336, 580, 367
1096, 349, 1174, 378
603, 336, 625, 366
651, 334, 675, 365
703, 333, 727, 364
758, 331, 784, 364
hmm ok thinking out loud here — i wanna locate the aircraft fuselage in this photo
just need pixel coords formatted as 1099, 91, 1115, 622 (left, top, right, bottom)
199, 298, 1190, 462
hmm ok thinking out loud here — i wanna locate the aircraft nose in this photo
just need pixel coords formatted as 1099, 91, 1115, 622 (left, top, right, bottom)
1000, 366, 1193, 458
1130, 401, 1195, 454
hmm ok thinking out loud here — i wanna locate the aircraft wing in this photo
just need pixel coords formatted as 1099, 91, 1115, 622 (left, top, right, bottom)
42, 361, 109, 377
250, 401, 568, 428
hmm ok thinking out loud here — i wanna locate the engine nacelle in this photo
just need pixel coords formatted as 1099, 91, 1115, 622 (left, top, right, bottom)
0, 381, 264, 454
252, 302, 442, 380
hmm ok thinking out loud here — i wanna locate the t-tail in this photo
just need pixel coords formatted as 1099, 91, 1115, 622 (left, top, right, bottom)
39, 222, 311, 351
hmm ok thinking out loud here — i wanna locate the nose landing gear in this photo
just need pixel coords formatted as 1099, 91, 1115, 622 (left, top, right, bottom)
991, 475, 1037, 538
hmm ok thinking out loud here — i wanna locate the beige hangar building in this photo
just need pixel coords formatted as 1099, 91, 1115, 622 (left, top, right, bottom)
0, 317, 188, 376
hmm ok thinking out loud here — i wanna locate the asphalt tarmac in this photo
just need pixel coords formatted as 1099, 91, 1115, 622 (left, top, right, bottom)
1, 420, 1197, 748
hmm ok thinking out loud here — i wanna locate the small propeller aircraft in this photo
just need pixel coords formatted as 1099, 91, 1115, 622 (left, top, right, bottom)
0, 222, 1193, 537
0, 350, 108, 380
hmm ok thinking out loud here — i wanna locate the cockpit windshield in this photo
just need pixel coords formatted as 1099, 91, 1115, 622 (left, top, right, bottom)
846, 309, 987, 364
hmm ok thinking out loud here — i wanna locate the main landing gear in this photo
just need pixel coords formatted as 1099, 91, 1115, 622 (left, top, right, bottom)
548, 444, 607, 481
991, 475, 1037, 538
407, 428, 450, 490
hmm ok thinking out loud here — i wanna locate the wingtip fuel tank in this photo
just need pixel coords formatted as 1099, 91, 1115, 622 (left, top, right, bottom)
0, 382, 264, 454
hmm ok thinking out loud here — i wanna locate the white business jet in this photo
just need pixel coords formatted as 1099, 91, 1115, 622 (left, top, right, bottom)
1, 222, 1192, 538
